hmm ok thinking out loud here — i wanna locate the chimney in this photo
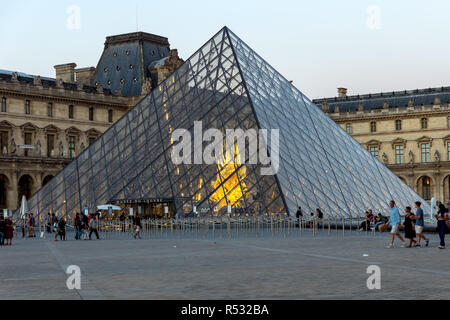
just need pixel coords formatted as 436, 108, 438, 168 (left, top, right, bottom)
338, 87, 348, 97
75, 67, 96, 86
54, 63, 77, 83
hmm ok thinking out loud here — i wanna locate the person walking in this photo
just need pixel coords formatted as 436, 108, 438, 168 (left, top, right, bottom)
58, 218, 66, 241
296, 207, 303, 228
0, 215, 6, 246
27, 213, 36, 238
436, 204, 449, 249
119, 212, 126, 232
89, 214, 100, 240
4, 215, 14, 246
403, 207, 417, 248
411, 201, 429, 247
82, 213, 89, 240
53, 217, 59, 242
46, 212, 52, 234
133, 214, 142, 239
74, 213, 82, 240
386, 200, 407, 248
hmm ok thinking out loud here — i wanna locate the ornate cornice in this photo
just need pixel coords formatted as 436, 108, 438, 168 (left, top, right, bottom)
330, 107, 450, 123
392, 138, 407, 149
0, 83, 134, 109
416, 136, 433, 148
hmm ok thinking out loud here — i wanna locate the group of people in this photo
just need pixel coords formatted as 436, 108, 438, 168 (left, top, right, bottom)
74, 212, 100, 241
295, 207, 324, 227
359, 210, 391, 232
387, 200, 448, 249
295, 201, 449, 250
45, 213, 68, 241
0, 215, 14, 246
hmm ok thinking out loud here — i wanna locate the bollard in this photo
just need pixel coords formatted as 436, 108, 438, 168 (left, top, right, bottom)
335, 215, 338, 235
328, 216, 331, 236
357, 215, 360, 235
350, 216, 352, 236
365, 217, 369, 236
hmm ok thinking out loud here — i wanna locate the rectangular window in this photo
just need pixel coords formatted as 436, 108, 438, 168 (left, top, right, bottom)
370, 122, 376, 133
346, 124, 353, 134
108, 109, 113, 123
448, 117, 450, 128
47, 134, 55, 157
421, 143, 430, 163
421, 118, 428, 129
448, 142, 450, 161
395, 145, 404, 164
0, 131, 8, 154
68, 136, 76, 159
369, 146, 379, 158
89, 107, 94, 121
1, 97, 6, 112
69, 105, 74, 119
25, 100, 31, 115
395, 120, 402, 131
24, 132, 32, 157
47, 102, 53, 117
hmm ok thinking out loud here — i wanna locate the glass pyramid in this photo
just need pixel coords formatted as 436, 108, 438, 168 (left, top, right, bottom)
25, 27, 430, 219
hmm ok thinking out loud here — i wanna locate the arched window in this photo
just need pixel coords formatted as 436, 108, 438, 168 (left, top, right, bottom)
421, 118, 428, 129
18, 175, 34, 206
421, 177, 431, 201
42, 175, 54, 187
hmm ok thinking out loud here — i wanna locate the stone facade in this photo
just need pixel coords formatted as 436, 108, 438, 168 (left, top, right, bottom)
314, 88, 450, 205
0, 32, 183, 210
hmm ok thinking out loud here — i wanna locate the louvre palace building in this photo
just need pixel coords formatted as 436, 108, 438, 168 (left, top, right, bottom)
0, 32, 183, 210
314, 87, 450, 205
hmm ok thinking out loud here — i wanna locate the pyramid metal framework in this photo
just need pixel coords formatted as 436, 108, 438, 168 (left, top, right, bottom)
25, 27, 430, 219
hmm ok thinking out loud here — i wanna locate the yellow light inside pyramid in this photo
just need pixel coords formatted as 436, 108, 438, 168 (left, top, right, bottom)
210, 143, 247, 211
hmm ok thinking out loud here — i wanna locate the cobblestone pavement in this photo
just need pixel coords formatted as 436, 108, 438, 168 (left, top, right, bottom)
1, 232, 449, 300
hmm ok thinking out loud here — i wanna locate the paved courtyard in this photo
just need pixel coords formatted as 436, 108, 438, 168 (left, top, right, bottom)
1, 232, 449, 300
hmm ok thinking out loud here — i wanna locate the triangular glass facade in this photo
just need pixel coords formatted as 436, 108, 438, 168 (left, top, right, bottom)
25, 27, 429, 219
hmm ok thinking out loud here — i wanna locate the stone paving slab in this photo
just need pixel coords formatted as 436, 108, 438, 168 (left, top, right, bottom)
0, 233, 449, 300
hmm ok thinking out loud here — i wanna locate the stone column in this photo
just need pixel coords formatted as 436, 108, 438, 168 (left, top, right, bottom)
34, 171, 43, 194
434, 173, 442, 203
8, 170, 19, 210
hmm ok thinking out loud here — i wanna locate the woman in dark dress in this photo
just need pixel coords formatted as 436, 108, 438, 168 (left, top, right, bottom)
4, 216, 14, 246
404, 207, 417, 248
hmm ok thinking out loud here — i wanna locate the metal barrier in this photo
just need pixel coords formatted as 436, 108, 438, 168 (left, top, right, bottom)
18, 214, 386, 241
